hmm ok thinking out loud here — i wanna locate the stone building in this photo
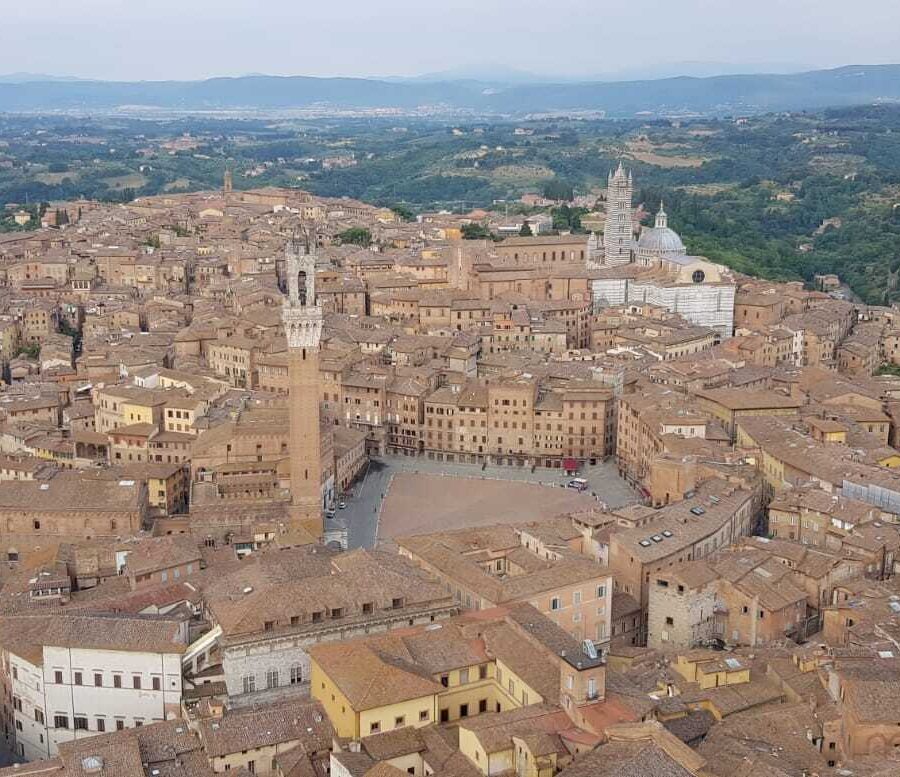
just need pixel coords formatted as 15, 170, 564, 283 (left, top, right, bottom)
647, 562, 722, 650
397, 523, 613, 645
199, 547, 455, 705
0, 471, 148, 566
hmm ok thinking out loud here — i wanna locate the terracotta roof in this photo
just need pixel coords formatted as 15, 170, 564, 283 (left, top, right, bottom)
198, 700, 333, 757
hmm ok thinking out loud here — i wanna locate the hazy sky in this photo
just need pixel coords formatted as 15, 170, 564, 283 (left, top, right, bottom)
3, 0, 900, 81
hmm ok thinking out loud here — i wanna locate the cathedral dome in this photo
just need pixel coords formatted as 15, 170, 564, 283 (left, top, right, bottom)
637, 203, 685, 257
637, 225, 686, 255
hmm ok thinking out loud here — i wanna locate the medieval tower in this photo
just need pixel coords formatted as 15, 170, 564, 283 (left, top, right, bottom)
603, 163, 634, 266
282, 236, 324, 540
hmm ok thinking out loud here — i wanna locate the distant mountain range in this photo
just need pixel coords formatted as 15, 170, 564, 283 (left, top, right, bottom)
1, 64, 899, 117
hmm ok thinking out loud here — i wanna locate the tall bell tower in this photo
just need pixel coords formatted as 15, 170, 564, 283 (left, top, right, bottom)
603, 162, 634, 266
282, 235, 324, 540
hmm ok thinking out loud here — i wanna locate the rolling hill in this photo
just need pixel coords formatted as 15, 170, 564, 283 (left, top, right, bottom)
1, 65, 899, 117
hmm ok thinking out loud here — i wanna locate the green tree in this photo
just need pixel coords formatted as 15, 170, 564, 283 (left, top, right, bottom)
337, 227, 372, 246
461, 222, 493, 240
551, 204, 586, 232
519, 220, 533, 237
541, 179, 574, 202
389, 204, 415, 222
15, 343, 40, 360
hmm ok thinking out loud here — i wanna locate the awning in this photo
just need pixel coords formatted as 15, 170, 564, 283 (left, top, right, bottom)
563, 458, 579, 471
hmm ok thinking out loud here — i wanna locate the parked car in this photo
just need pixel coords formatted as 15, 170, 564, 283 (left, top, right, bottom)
567, 478, 589, 492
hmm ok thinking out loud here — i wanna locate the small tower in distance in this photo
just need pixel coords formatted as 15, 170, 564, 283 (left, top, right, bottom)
586, 231, 603, 268
282, 234, 324, 541
223, 168, 233, 197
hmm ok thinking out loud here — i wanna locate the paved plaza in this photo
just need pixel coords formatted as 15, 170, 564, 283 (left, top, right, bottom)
377, 472, 603, 540
338, 454, 639, 549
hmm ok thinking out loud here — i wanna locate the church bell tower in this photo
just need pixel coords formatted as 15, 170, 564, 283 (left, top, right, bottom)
282, 235, 324, 540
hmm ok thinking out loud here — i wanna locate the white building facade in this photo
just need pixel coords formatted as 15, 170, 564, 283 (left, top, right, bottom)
592, 258, 736, 340
4, 615, 187, 760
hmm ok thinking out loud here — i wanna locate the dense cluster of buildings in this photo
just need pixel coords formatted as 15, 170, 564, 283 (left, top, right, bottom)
2, 169, 900, 775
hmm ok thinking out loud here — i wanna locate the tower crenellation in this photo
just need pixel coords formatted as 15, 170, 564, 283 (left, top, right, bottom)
283, 237, 323, 350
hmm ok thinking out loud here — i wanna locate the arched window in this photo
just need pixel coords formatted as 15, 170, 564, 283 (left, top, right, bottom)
297, 271, 307, 305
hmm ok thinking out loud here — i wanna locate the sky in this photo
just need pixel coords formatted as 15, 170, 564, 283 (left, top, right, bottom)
2, 0, 900, 82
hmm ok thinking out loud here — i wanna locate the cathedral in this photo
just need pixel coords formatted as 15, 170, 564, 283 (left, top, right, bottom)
587, 164, 736, 339
588, 163, 687, 269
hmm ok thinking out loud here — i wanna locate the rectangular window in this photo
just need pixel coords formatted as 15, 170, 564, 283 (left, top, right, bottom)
479, 665, 488, 680
573, 591, 582, 605
290, 666, 303, 685
74, 717, 88, 731
94, 673, 102, 687
459, 703, 469, 718
550, 597, 561, 611
266, 670, 278, 689
54, 714, 69, 730
116, 720, 125, 731
34, 709, 44, 724
54, 671, 63, 684
242, 675, 256, 694
419, 710, 429, 722
74, 672, 82, 686
370, 721, 381, 734
113, 675, 122, 689
132, 676, 141, 690
459, 668, 469, 684
96, 718, 105, 732
479, 699, 487, 713
247, 762, 254, 774
394, 715, 405, 727
152, 676, 161, 691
